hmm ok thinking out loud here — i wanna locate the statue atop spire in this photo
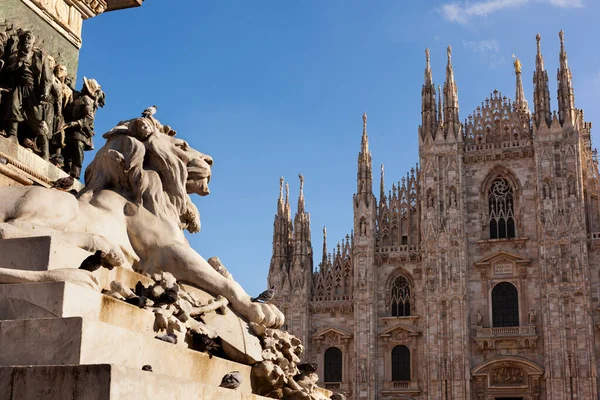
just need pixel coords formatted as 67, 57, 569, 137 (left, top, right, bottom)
447, 45, 452, 63
512, 55, 522, 74
512, 55, 527, 110
362, 112, 367, 132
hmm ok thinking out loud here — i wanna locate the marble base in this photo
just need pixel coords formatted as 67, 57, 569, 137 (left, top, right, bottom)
0, 364, 268, 400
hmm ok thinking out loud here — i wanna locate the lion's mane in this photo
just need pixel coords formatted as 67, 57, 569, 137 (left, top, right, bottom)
81, 118, 200, 232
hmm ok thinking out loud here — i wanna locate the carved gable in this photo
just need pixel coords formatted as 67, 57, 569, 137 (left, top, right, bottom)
312, 328, 352, 352
475, 250, 530, 278
379, 323, 421, 343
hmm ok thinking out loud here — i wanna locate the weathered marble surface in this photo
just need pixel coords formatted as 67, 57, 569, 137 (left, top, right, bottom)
0, 364, 271, 400
0, 316, 257, 392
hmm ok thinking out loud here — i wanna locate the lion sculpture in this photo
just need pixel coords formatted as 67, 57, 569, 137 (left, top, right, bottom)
0, 117, 284, 328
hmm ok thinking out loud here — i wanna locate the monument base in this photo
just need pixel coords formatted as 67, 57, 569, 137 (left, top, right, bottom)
0, 364, 267, 400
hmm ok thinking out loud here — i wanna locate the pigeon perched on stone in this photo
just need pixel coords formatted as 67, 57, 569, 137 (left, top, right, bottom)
135, 281, 150, 298
297, 362, 318, 374
79, 250, 112, 272
155, 333, 177, 344
219, 371, 242, 389
190, 331, 220, 358
141, 365, 153, 372
141, 105, 158, 117
125, 295, 151, 309
0, 156, 7, 165
50, 175, 74, 191
251, 286, 276, 303
49, 154, 64, 167
157, 290, 179, 305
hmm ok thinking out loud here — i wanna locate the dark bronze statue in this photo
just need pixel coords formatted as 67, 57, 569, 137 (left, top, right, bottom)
0, 26, 104, 175
62, 77, 104, 179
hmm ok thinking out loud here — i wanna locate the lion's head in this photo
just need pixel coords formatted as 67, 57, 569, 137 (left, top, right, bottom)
81, 117, 213, 233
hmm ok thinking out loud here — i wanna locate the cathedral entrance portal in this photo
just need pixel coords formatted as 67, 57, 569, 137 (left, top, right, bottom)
471, 356, 543, 400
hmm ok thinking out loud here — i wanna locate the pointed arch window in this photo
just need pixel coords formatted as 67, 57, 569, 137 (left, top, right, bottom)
392, 345, 411, 381
390, 276, 411, 317
488, 178, 516, 239
324, 347, 343, 382
492, 282, 519, 327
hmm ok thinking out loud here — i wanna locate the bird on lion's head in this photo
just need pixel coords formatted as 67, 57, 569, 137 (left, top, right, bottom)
80, 117, 213, 234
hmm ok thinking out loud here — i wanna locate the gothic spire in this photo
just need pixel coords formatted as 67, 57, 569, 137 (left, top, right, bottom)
356, 112, 373, 198
557, 29, 575, 125
361, 112, 369, 155
533, 33, 551, 128
277, 176, 284, 215
380, 164, 386, 202
513, 55, 527, 111
321, 226, 328, 267
284, 182, 291, 221
443, 45, 460, 136
420, 48, 438, 139
437, 84, 443, 125
425, 48, 433, 85
292, 174, 311, 266
298, 173, 305, 213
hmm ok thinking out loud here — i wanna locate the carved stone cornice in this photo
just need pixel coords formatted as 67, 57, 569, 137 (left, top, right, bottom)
21, 0, 109, 48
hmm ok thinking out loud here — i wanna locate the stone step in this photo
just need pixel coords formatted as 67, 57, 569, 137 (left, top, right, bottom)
0, 280, 262, 365
0, 364, 268, 400
0, 316, 256, 394
0, 237, 91, 271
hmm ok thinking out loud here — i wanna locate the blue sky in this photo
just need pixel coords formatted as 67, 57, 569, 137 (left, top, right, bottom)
78, 0, 599, 296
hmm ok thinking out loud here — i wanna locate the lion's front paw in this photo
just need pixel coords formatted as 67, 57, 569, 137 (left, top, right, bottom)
234, 298, 285, 329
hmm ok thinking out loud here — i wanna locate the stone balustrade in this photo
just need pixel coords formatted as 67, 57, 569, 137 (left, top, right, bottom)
475, 325, 538, 349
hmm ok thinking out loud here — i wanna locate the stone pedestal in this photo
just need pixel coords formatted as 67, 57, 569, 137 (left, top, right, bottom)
0, 364, 267, 400
0, 236, 274, 399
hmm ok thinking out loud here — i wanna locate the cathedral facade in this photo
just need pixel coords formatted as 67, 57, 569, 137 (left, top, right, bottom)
267, 32, 600, 400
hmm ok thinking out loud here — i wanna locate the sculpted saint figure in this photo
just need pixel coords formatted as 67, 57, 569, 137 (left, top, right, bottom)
0, 117, 284, 328
50, 64, 73, 156
62, 77, 104, 178
36, 55, 63, 160
4, 30, 44, 143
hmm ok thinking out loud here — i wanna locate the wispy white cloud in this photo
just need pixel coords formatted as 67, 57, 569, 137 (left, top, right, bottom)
440, 0, 584, 24
462, 39, 506, 67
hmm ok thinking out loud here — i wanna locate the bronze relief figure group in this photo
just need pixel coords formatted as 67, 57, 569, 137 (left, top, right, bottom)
0, 28, 104, 179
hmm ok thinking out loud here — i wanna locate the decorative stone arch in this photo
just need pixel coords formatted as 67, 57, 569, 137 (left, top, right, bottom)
379, 323, 422, 396
312, 327, 352, 385
385, 268, 415, 316
471, 356, 544, 400
480, 165, 522, 240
